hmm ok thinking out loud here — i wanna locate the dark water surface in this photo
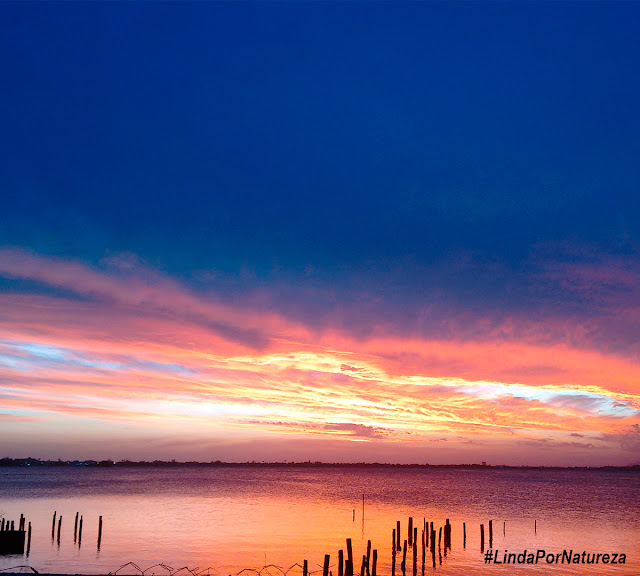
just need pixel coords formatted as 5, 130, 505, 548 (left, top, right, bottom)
0, 467, 638, 575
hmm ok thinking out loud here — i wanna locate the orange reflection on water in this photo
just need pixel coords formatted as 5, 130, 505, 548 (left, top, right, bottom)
0, 467, 638, 576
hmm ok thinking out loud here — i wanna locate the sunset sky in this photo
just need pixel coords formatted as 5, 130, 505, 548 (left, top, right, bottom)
1, 3, 639, 466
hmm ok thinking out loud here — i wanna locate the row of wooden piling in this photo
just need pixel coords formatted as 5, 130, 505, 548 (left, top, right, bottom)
1, 516, 28, 532
303, 537, 379, 576
0, 515, 31, 555
391, 517, 454, 573
50, 511, 103, 548
306, 514, 540, 576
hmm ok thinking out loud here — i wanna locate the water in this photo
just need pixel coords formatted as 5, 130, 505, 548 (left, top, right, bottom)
0, 466, 638, 575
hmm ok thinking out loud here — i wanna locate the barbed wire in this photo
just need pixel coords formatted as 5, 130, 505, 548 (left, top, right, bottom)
0, 562, 337, 576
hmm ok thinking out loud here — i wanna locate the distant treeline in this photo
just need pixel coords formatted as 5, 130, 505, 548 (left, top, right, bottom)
1, 457, 639, 471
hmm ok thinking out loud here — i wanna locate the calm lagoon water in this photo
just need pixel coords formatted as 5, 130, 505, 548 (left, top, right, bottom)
0, 467, 638, 575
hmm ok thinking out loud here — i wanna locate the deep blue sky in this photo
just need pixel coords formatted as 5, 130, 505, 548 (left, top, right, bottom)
2, 3, 640, 465
2, 2, 639, 322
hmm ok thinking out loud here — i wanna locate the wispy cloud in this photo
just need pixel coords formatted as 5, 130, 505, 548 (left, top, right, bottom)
0, 248, 639, 464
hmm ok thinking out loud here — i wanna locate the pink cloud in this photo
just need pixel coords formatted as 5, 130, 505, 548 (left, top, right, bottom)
0, 248, 639, 465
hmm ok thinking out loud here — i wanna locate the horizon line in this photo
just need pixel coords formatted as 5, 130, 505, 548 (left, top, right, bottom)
2, 457, 639, 470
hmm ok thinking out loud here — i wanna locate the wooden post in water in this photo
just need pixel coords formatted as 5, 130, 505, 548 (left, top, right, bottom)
401, 540, 407, 576
303, 560, 308, 576
430, 530, 436, 568
534, 519, 537, 533
366, 540, 371, 576
408, 517, 413, 546
19, 514, 24, 531
10, 521, 14, 530
338, 549, 344, 576
74, 512, 79, 543
438, 527, 441, 549
463, 522, 466, 548
489, 520, 493, 546
360, 555, 366, 576
57, 515, 62, 545
51, 511, 56, 539
371, 550, 377, 576
503, 521, 505, 536
1, 519, 4, 531
421, 529, 425, 568
323, 554, 330, 576
480, 524, 485, 551
26, 522, 32, 556
412, 535, 417, 576
97, 515, 103, 549
346, 558, 353, 576
396, 521, 401, 550
353, 509, 355, 522
426, 521, 430, 549
78, 515, 83, 547
392, 530, 396, 576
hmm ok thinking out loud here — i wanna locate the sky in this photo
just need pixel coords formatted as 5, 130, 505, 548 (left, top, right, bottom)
1, 3, 639, 466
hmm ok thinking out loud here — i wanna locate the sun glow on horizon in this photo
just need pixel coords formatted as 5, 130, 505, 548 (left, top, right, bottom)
0, 249, 639, 465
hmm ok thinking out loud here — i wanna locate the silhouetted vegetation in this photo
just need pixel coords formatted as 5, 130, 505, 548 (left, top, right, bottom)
1, 457, 638, 471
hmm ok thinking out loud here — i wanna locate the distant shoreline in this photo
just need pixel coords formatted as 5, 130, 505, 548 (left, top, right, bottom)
1, 457, 639, 471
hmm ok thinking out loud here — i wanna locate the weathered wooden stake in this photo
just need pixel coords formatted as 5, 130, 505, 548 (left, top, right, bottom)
408, 517, 413, 546
535, 519, 537, 533
463, 522, 466, 547
366, 540, 371, 576
503, 521, 506, 536
346, 559, 353, 576
97, 515, 103, 549
78, 515, 83, 546
19, 514, 24, 531
74, 512, 79, 542
57, 515, 62, 544
52, 511, 56, 539
438, 527, 441, 549
353, 509, 355, 521
401, 540, 407, 576
10, 521, 14, 531
371, 550, 377, 576
412, 536, 417, 576
303, 559, 308, 576
489, 519, 493, 545
26, 522, 32, 556
392, 536, 396, 576
338, 549, 344, 576
323, 554, 330, 576
431, 531, 436, 568
1, 519, 4, 531
360, 555, 366, 576
480, 524, 485, 550
345, 538, 353, 576
421, 529, 425, 567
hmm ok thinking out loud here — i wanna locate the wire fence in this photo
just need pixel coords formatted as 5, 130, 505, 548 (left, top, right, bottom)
0, 562, 334, 576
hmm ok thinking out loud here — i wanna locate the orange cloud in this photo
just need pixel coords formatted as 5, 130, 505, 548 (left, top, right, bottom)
0, 248, 638, 464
